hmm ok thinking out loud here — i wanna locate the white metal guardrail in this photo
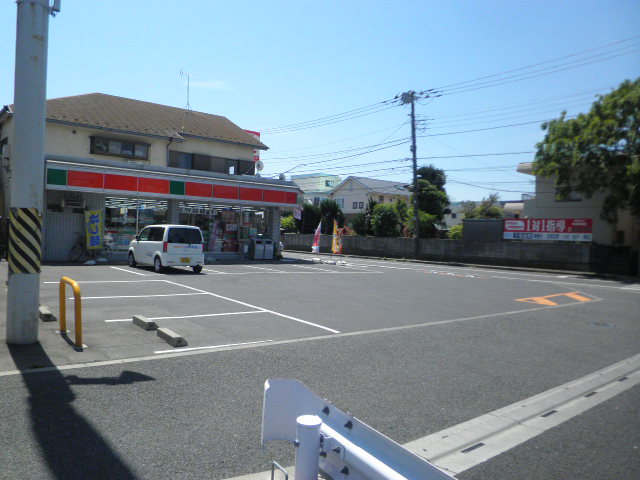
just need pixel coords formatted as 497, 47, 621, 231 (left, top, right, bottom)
262, 378, 454, 480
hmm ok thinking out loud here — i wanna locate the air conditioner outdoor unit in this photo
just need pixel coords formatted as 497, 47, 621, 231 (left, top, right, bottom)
60, 198, 85, 209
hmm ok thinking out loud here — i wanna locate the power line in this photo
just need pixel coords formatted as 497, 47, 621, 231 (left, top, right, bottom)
259, 100, 398, 134
434, 35, 640, 93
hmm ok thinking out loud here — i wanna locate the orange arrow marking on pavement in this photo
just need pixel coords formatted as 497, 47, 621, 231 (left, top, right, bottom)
516, 292, 593, 306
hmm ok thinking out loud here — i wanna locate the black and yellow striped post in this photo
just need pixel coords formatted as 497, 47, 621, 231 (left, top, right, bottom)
8, 207, 42, 274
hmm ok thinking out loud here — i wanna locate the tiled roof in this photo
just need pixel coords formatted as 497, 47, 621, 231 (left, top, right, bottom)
335, 176, 410, 195
10, 93, 268, 150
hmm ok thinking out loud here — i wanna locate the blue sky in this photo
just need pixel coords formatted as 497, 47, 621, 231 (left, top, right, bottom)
1, 0, 639, 201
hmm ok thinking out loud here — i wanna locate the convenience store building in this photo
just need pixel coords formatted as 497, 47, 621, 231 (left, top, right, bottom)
0, 93, 300, 261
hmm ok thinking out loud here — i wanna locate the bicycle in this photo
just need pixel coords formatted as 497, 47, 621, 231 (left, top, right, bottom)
68, 233, 112, 262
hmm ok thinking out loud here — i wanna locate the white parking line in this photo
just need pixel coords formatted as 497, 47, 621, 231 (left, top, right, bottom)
203, 268, 230, 274
289, 265, 338, 272
105, 311, 263, 322
154, 340, 274, 354
44, 280, 166, 284
77, 292, 207, 300
243, 265, 285, 272
162, 280, 341, 333
110, 266, 149, 276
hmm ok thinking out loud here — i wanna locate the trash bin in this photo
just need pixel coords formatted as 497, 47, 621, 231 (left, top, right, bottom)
249, 239, 265, 259
263, 239, 274, 260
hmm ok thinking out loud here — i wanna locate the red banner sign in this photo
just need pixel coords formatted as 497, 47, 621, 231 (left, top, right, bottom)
503, 219, 592, 241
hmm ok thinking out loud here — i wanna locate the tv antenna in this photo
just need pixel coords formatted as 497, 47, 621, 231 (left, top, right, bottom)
179, 69, 197, 111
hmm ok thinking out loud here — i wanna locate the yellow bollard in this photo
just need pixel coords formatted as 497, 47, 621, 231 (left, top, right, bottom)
59, 276, 83, 348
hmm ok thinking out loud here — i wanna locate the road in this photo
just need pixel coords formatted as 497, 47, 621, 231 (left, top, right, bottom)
0, 255, 638, 479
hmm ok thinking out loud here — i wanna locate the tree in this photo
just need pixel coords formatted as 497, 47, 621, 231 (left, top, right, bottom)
350, 213, 368, 236
281, 216, 297, 233
448, 224, 463, 239
299, 203, 321, 234
410, 165, 450, 221
319, 199, 343, 233
371, 204, 399, 237
393, 198, 409, 236
406, 208, 438, 238
533, 78, 640, 222
462, 193, 503, 219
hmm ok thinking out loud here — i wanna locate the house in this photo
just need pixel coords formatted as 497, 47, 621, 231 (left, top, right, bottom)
329, 176, 410, 218
444, 201, 467, 228
0, 93, 300, 261
291, 173, 341, 206
517, 162, 638, 248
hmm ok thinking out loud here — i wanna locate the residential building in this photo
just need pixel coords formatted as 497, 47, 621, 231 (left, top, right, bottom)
0, 93, 300, 261
329, 176, 410, 218
291, 173, 342, 206
517, 162, 638, 248
444, 202, 467, 228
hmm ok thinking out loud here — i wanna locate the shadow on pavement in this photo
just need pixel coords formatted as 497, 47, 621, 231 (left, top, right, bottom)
9, 343, 153, 480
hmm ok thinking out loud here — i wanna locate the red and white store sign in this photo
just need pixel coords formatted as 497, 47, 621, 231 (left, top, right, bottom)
245, 130, 261, 163
503, 218, 592, 242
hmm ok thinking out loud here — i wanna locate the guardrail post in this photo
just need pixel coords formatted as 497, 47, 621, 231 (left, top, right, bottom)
295, 415, 322, 480
59, 276, 83, 348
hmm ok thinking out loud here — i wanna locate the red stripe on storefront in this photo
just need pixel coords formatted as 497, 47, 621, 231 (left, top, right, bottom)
214, 185, 239, 200
105, 174, 138, 191
240, 188, 263, 201
186, 182, 213, 198
285, 192, 298, 204
263, 190, 287, 203
139, 177, 170, 194
68, 170, 104, 189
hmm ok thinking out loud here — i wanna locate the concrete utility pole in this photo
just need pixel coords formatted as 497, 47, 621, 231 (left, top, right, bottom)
6, 0, 60, 345
401, 91, 420, 260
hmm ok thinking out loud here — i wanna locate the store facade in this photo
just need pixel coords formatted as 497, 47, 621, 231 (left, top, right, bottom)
43, 156, 298, 261
0, 93, 300, 262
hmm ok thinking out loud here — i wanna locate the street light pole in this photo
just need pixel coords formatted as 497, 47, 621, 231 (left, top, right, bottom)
6, 0, 60, 344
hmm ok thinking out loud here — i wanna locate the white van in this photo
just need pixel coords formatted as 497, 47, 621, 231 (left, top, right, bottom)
128, 224, 204, 273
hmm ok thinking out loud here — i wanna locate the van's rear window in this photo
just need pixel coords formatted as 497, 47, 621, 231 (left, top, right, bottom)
167, 228, 203, 244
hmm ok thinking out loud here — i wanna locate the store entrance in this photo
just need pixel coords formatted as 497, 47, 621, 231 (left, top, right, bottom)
179, 202, 269, 258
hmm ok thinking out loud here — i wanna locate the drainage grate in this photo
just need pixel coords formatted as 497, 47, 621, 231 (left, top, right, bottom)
461, 442, 485, 454
541, 409, 558, 418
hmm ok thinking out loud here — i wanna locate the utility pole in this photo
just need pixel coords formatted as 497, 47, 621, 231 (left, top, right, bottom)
6, 0, 60, 344
401, 91, 420, 260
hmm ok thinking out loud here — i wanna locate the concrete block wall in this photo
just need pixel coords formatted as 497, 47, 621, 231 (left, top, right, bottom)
283, 234, 597, 272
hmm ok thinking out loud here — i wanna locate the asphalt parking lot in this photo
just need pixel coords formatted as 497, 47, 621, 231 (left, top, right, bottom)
6, 253, 632, 370
1, 254, 639, 479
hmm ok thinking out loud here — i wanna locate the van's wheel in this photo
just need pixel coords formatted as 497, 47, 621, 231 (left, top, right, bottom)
192, 265, 202, 274
128, 252, 137, 267
153, 256, 164, 273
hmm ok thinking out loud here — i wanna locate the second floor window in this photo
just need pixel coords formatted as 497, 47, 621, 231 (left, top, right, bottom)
353, 201, 358, 209
91, 136, 149, 160
325, 180, 334, 187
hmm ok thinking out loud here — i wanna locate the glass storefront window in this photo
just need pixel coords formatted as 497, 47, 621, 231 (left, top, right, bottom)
105, 197, 167, 251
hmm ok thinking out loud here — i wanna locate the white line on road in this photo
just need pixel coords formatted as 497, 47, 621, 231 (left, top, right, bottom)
289, 265, 338, 272
154, 340, 274, 354
203, 268, 230, 274
243, 265, 286, 272
162, 280, 341, 333
404, 353, 640, 475
75, 292, 207, 300
220, 353, 640, 480
110, 266, 149, 276
105, 311, 264, 322
44, 280, 167, 284
0, 297, 596, 377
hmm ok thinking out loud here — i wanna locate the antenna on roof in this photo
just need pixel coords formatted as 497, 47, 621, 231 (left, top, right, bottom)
179, 69, 197, 133
179, 69, 197, 111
